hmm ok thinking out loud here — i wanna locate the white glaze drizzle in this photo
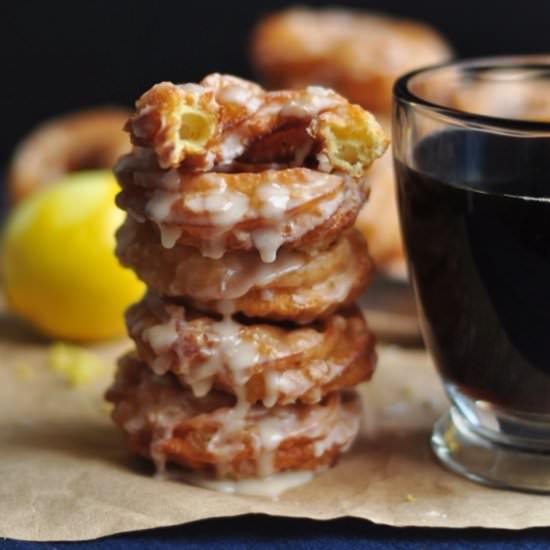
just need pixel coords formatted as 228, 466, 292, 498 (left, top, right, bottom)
126, 368, 359, 480
183, 247, 305, 301
179, 470, 314, 499
142, 319, 178, 354
184, 173, 250, 226
178, 82, 209, 94
158, 225, 183, 249
252, 229, 285, 263
219, 249, 303, 298
261, 289, 274, 301
256, 414, 287, 477
206, 385, 251, 467
280, 86, 341, 118
289, 267, 357, 323
160, 169, 181, 191
146, 190, 176, 221
257, 183, 290, 219
219, 132, 247, 160
262, 369, 283, 408
186, 301, 260, 399
201, 237, 227, 260
217, 84, 263, 113
131, 153, 346, 259
313, 405, 360, 458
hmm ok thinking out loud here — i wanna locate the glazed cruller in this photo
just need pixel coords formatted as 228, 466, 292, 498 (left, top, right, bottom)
107, 73, 388, 484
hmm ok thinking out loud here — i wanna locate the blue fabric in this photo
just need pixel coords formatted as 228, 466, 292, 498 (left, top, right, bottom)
3, 516, 550, 549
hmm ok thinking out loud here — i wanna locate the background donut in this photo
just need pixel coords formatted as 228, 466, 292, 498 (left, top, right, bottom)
250, 8, 452, 277
250, 8, 452, 112
7, 107, 131, 203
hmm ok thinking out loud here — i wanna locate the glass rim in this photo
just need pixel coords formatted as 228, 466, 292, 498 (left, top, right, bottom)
393, 54, 550, 136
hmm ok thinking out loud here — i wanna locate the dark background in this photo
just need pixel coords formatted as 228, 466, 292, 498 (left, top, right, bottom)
2, 0, 550, 163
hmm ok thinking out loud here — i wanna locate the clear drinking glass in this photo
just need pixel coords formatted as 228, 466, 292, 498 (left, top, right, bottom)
392, 56, 550, 492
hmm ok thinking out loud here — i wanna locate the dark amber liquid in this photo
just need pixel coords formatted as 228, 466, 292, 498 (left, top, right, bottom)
396, 130, 550, 414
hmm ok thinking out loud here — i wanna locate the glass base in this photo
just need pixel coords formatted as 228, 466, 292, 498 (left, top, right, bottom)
432, 407, 550, 494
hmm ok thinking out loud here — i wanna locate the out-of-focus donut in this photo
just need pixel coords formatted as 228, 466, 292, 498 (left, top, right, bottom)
106, 354, 362, 478
124, 74, 388, 176
355, 140, 406, 277
8, 107, 131, 202
125, 292, 376, 406
116, 218, 373, 322
250, 8, 452, 112
116, 160, 368, 261
451, 77, 550, 121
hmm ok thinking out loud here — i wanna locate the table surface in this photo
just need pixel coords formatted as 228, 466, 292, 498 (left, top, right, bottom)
3, 516, 550, 549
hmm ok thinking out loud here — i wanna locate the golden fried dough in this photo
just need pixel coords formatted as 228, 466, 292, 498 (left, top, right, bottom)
116, 164, 368, 260
251, 8, 452, 112
8, 107, 131, 202
126, 292, 375, 406
355, 139, 406, 276
124, 74, 388, 176
107, 72, 384, 484
106, 355, 361, 478
117, 218, 373, 321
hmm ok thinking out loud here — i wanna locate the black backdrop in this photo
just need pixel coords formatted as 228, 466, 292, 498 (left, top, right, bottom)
2, 0, 549, 163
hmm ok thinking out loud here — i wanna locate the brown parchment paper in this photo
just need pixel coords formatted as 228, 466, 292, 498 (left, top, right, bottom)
1, 311, 550, 542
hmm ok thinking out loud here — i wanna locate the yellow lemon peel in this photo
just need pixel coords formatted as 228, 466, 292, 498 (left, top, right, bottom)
2, 171, 145, 341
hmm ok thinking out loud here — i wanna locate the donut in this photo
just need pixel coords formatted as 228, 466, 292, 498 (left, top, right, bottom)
116, 157, 368, 260
106, 73, 387, 486
106, 354, 361, 478
125, 292, 376, 406
250, 8, 452, 112
124, 74, 388, 175
8, 107, 131, 202
116, 218, 374, 322
355, 134, 406, 277
450, 77, 550, 121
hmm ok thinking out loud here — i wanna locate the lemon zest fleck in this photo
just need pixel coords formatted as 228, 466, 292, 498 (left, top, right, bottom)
16, 362, 33, 380
443, 424, 460, 453
48, 342, 104, 387
99, 401, 114, 415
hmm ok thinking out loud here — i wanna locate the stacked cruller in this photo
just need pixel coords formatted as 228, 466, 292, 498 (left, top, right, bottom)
107, 74, 388, 482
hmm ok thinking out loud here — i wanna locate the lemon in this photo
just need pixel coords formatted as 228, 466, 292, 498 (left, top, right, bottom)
2, 171, 144, 341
